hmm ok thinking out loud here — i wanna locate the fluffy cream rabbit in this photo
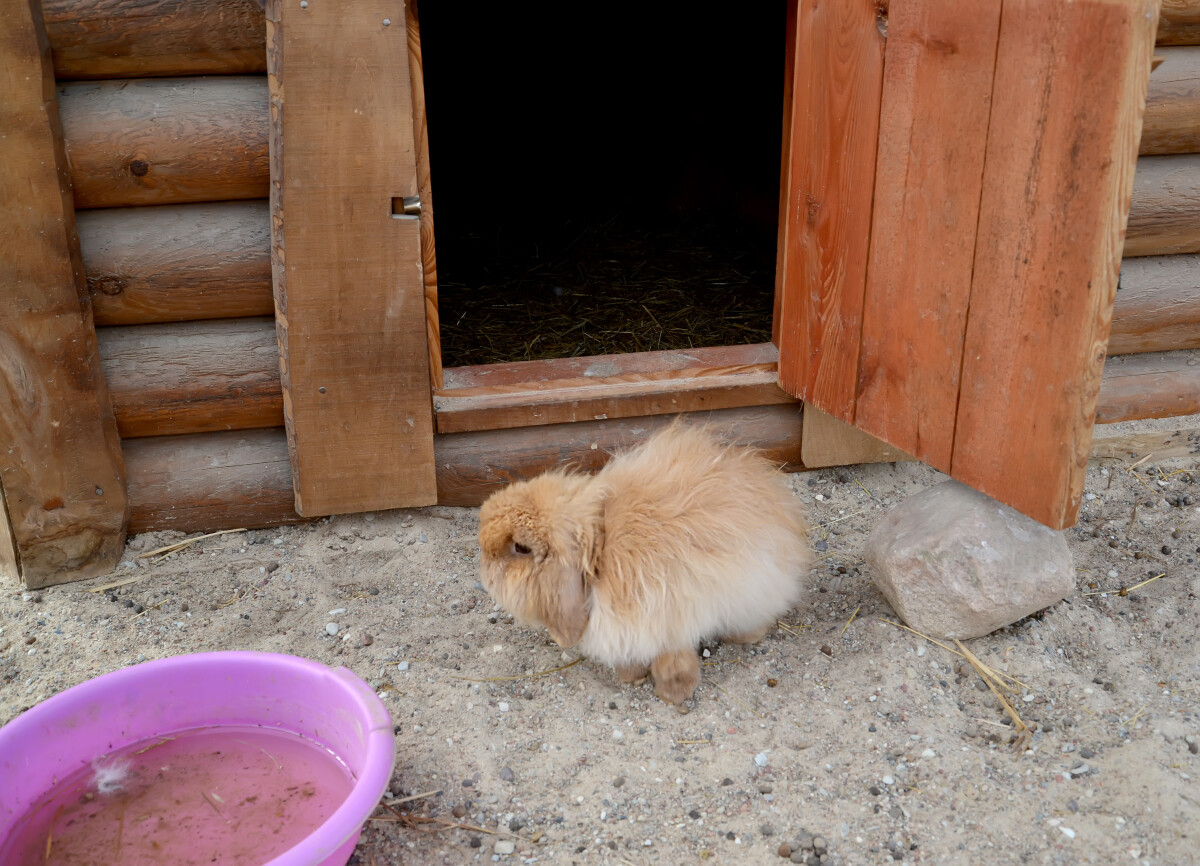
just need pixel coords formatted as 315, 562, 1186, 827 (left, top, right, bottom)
478, 422, 810, 704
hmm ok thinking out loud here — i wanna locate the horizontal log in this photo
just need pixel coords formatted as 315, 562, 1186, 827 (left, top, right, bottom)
97, 317, 282, 438
125, 428, 299, 534
437, 344, 790, 434
1159, 0, 1200, 46
59, 76, 269, 209
1142, 47, 1200, 155
44, 0, 265, 80
1125, 154, 1200, 256
1111, 255, 1200, 354
1096, 349, 1200, 423
122, 404, 805, 531
79, 201, 274, 325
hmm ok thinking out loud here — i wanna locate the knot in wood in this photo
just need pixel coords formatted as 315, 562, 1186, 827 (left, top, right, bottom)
128, 159, 150, 177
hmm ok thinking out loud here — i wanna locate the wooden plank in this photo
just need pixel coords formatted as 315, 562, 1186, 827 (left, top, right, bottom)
1089, 414, 1200, 461
772, 0, 798, 347
59, 76, 269, 210
801, 404, 913, 468
854, 0, 1001, 472
435, 404, 804, 507
124, 429, 300, 534
405, 0, 442, 391
1110, 254, 1200, 354
435, 369, 792, 434
267, 0, 436, 516
79, 201, 274, 325
1096, 349, 1200, 422
1158, 0, 1200, 45
0, 0, 128, 588
1125, 154, 1200, 256
443, 343, 780, 391
775, 0, 885, 422
1142, 46, 1200, 155
0, 488, 19, 583
98, 317, 283, 438
43, 0, 265, 80
952, 0, 1158, 529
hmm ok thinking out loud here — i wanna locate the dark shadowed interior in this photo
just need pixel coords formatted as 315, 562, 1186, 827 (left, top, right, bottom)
418, 2, 789, 366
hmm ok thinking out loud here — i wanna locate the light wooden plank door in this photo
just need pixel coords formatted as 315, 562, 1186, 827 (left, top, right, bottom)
266, 0, 437, 516
777, 0, 1160, 529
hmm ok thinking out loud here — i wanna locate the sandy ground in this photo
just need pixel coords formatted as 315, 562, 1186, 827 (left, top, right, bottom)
2, 417, 1199, 865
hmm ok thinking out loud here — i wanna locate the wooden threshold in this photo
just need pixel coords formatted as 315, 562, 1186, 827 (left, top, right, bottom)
434, 343, 792, 434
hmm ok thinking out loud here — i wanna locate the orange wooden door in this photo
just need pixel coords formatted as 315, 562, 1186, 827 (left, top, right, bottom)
775, 0, 1159, 529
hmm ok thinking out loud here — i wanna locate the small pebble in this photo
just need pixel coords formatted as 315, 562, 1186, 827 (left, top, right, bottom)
758, 783, 774, 794
778, 843, 792, 858
820, 645, 833, 656
397, 661, 409, 671
500, 766, 515, 782
882, 776, 895, 786
613, 776, 625, 788
494, 840, 515, 855
24, 637, 35, 646
124, 599, 134, 608
419, 532, 428, 543
133, 604, 143, 613
508, 818, 525, 831
30, 593, 43, 603
1190, 742, 1199, 756
689, 809, 701, 819
1070, 763, 1091, 776
754, 752, 769, 767
360, 632, 374, 647
1162, 545, 1173, 555
921, 748, 935, 758
469, 837, 481, 848
812, 836, 827, 853
325, 623, 339, 636
1080, 748, 1095, 759
452, 805, 467, 818
369, 587, 380, 595
136, 653, 146, 662
761, 824, 775, 836
498, 702, 510, 712
180, 603, 189, 612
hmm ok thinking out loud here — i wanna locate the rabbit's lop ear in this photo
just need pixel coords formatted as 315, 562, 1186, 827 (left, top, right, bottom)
542, 561, 589, 648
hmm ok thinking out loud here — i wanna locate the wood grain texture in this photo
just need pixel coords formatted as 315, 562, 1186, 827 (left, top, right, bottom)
435, 369, 791, 434
434, 404, 805, 508
1089, 417, 1200, 460
442, 343, 781, 390
59, 76, 269, 209
772, 0, 799, 347
952, 0, 1158, 529
775, 0, 885, 421
124, 429, 300, 534
0, 0, 128, 588
1097, 350, 1200, 421
43, 0, 265, 80
855, 0, 1001, 471
267, 0, 437, 516
98, 317, 283, 437
0, 484, 19, 583
1110, 254, 1200, 353
1142, 46, 1200, 154
79, 201, 274, 325
1158, 0, 1200, 45
406, 0, 442, 390
801, 404, 914, 468
437, 346, 791, 433
1125, 154, 1200, 255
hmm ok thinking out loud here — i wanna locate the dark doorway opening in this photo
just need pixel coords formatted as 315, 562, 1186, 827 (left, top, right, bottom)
418, 2, 789, 367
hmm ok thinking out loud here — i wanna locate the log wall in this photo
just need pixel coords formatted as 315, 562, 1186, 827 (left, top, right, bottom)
20, 0, 1200, 539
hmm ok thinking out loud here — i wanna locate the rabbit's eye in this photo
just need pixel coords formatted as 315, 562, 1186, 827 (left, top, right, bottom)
512, 541, 532, 556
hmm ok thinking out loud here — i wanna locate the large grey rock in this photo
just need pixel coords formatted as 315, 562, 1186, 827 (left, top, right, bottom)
865, 480, 1073, 640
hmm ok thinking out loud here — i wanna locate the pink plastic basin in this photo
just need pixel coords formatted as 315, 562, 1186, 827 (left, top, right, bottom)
0, 651, 394, 866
